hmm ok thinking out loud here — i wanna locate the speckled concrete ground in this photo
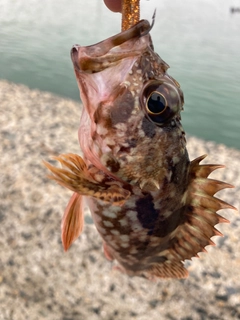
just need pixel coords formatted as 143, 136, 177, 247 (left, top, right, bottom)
0, 80, 239, 320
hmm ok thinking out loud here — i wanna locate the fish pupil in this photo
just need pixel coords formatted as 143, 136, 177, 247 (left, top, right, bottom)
147, 92, 167, 115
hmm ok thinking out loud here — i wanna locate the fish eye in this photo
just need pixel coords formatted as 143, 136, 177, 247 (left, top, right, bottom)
146, 92, 167, 115
140, 80, 183, 125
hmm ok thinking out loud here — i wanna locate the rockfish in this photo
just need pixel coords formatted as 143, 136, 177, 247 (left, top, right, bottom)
44, 19, 235, 279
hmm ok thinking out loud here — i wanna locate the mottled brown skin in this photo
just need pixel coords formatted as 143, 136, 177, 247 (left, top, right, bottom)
44, 20, 236, 279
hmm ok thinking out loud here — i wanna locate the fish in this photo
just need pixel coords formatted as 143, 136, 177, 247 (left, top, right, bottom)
44, 19, 236, 279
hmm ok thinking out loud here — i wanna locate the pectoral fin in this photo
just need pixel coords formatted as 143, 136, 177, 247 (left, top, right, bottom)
43, 153, 130, 205
61, 192, 84, 251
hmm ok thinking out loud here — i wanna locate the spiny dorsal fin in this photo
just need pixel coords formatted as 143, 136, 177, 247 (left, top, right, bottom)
189, 154, 225, 178
147, 261, 189, 279
192, 178, 234, 196
165, 155, 236, 267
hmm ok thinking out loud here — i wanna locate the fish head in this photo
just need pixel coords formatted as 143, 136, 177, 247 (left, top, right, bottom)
71, 19, 186, 189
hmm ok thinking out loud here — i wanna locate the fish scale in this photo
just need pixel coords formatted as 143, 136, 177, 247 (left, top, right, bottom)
44, 19, 236, 279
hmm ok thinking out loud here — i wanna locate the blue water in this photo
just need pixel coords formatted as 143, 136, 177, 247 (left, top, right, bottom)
0, 0, 240, 149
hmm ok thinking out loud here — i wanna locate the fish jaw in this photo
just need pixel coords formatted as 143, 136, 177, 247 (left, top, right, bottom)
70, 19, 170, 120
70, 31, 152, 119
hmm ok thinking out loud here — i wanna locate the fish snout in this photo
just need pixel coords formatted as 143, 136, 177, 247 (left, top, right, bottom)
71, 45, 81, 71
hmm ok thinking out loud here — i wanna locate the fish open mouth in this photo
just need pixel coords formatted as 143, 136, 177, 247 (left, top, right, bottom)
70, 19, 153, 74
71, 45, 133, 73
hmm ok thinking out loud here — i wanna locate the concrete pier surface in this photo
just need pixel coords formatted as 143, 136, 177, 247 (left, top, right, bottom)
0, 80, 239, 320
